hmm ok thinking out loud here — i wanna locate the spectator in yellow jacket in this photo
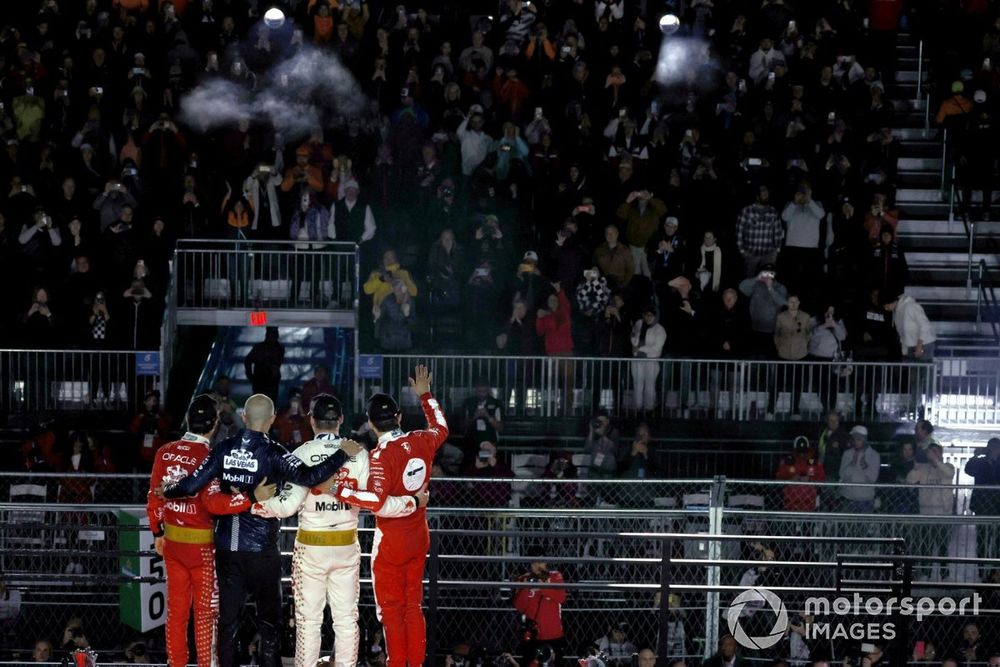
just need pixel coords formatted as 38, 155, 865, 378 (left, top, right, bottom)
363, 249, 418, 307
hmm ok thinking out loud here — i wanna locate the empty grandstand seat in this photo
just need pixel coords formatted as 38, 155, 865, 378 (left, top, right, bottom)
53, 381, 90, 407
203, 278, 231, 300
252, 280, 292, 301
571, 453, 591, 478
4, 484, 48, 572
727, 494, 765, 509
511, 454, 548, 480
682, 492, 711, 509
297, 280, 334, 302
510, 453, 549, 508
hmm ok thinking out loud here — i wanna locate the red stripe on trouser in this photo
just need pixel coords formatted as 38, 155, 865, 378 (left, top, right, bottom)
164, 540, 218, 667
372, 525, 430, 667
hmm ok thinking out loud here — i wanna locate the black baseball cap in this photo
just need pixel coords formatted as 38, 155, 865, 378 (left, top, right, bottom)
187, 394, 218, 433
367, 393, 400, 422
310, 393, 343, 422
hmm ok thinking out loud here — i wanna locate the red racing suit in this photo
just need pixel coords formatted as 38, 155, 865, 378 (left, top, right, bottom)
146, 433, 254, 667
336, 393, 449, 667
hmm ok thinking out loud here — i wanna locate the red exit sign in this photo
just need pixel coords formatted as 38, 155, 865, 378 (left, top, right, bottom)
250, 311, 268, 326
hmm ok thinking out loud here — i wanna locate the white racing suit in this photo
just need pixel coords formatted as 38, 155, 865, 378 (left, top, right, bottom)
254, 433, 417, 667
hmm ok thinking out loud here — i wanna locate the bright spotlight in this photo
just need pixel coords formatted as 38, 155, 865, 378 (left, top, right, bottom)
659, 14, 681, 35
263, 7, 286, 29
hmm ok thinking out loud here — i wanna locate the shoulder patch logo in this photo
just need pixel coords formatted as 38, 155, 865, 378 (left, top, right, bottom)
402, 457, 426, 491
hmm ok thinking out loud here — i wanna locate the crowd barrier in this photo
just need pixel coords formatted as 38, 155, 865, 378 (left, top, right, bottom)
356, 354, 937, 423
12, 347, 1000, 431
1, 476, 999, 664
0, 350, 160, 414
173, 239, 359, 311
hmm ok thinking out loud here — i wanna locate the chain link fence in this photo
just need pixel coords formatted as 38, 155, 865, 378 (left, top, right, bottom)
2, 476, 999, 665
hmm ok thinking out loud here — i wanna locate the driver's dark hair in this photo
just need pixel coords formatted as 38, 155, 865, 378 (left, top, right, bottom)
373, 417, 400, 432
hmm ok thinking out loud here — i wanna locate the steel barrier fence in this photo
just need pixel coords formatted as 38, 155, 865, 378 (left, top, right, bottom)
158, 259, 178, 404
0, 350, 160, 414
936, 357, 1000, 426
355, 355, 936, 423
174, 239, 358, 310
1, 492, 997, 667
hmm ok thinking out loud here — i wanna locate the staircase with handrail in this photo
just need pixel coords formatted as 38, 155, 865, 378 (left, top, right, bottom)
891, 35, 1000, 356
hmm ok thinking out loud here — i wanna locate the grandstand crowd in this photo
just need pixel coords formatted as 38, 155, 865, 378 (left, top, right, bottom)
0, 0, 993, 360
1, 0, 1000, 664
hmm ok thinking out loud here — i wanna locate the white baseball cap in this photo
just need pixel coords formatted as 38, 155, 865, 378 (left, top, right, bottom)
850, 425, 868, 438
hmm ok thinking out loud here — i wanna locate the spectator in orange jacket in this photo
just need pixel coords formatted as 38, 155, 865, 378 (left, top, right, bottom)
935, 81, 973, 126
281, 146, 325, 194
775, 436, 826, 511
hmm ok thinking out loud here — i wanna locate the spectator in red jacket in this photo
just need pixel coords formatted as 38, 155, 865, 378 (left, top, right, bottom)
514, 548, 567, 664
301, 364, 337, 410
271, 388, 314, 450
775, 436, 826, 511
128, 390, 170, 471
536, 286, 575, 409
535, 287, 573, 355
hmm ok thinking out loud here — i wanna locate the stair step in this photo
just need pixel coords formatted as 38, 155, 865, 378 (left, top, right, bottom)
897, 172, 943, 188
893, 99, 927, 112
893, 128, 938, 141
897, 156, 942, 171
899, 202, 953, 218
894, 115, 933, 130
898, 141, 944, 158
906, 285, 978, 304
904, 252, 996, 266
898, 219, 1000, 236
888, 84, 919, 97
934, 321, 997, 337
895, 71, 929, 83
897, 189, 945, 203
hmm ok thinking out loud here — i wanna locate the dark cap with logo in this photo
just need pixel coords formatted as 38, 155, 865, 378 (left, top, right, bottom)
366, 393, 400, 422
310, 393, 343, 422
187, 394, 218, 432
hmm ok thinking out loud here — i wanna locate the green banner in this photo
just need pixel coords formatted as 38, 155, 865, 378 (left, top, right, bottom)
118, 509, 166, 632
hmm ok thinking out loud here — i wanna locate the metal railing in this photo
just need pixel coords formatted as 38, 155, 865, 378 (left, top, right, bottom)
2, 478, 999, 665
0, 350, 160, 413
355, 355, 936, 423
158, 259, 178, 404
976, 259, 1000, 342
174, 239, 358, 310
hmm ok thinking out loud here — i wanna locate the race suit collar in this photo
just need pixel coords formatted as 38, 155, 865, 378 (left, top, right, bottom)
377, 429, 404, 446
314, 432, 340, 440
181, 432, 211, 445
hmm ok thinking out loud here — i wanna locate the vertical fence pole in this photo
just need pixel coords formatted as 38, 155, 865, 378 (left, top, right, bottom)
704, 477, 725, 658
426, 531, 440, 664
656, 537, 673, 667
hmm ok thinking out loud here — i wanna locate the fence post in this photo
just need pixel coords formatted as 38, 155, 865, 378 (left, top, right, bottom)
893, 543, 911, 665
426, 530, 440, 664
704, 476, 726, 658
353, 245, 363, 414
655, 537, 673, 667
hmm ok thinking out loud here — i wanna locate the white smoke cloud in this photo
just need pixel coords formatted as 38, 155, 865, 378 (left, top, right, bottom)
654, 36, 714, 88
180, 46, 367, 140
